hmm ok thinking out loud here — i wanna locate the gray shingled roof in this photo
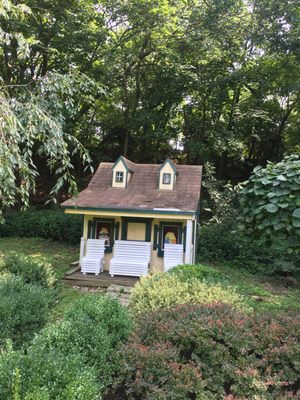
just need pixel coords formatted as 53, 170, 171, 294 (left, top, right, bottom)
61, 160, 202, 213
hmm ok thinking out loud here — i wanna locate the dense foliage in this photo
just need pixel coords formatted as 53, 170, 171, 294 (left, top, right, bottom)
0, 295, 132, 399
198, 222, 300, 274
3, 252, 56, 288
239, 155, 300, 251
130, 270, 246, 313
117, 303, 300, 399
0, 209, 82, 244
0, 276, 52, 349
1, 0, 299, 209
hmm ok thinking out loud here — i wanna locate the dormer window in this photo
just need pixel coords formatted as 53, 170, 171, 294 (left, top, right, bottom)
159, 159, 178, 190
112, 156, 135, 188
163, 173, 171, 184
116, 171, 124, 183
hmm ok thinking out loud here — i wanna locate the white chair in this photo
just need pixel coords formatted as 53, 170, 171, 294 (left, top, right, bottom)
164, 243, 184, 271
81, 239, 105, 275
109, 240, 151, 277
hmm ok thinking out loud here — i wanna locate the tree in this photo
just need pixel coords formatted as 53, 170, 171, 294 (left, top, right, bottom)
0, 1, 103, 209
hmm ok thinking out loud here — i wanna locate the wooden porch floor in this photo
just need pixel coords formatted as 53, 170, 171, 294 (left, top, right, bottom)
62, 268, 139, 288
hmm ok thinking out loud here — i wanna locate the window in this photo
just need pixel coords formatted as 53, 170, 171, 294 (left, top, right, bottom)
94, 219, 117, 253
116, 171, 124, 183
163, 173, 171, 184
161, 225, 179, 249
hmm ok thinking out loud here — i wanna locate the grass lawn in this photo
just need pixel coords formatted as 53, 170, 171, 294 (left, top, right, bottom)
0, 237, 299, 317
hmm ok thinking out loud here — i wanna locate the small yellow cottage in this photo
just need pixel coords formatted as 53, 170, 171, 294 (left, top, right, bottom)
61, 156, 202, 275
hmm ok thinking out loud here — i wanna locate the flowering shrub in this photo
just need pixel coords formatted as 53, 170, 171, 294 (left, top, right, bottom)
130, 272, 246, 313
117, 303, 300, 399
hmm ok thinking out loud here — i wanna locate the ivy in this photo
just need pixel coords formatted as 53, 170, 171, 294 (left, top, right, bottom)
239, 155, 300, 252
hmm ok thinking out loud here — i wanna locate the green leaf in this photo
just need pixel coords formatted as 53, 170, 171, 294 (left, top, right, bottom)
265, 203, 278, 213
292, 208, 300, 219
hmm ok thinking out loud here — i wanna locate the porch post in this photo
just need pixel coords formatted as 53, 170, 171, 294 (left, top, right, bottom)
185, 219, 193, 264
79, 237, 85, 267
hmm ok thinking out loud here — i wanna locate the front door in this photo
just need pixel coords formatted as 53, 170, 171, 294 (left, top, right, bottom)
121, 218, 152, 242
127, 222, 146, 241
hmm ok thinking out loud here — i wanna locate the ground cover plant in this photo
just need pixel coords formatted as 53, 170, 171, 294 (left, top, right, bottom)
115, 303, 300, 400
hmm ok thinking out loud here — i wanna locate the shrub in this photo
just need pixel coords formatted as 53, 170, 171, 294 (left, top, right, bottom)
169, 263, 225, 283
0, 208, 82, 244
0, 346, 100, 400
0, 276, 52, 348
130, 272, 246, 313
198, 222, 300, 274
33, 295, 132, 392
117, 303, 300, 399
239, 155, 300, 252
0, 295, 132, 400
3, 252, 56, 288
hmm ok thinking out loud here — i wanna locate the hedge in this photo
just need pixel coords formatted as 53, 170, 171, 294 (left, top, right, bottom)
0, 209, 82, 244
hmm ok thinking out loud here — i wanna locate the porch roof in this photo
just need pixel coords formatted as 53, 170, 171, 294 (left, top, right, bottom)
61, 161, 202, 213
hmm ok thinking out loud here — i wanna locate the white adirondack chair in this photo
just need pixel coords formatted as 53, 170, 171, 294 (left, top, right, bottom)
164, 243, 184, 271
109, 240, 151, 277
81, 239, 106, 275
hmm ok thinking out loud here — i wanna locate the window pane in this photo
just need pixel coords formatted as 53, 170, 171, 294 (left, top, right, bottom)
162, 225, 179, 248
116, 171, 124, 182
163, 173, 171, 184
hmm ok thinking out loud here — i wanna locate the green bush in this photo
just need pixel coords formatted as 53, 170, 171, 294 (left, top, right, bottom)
0, 276, 52, 348
0, 346, 100, 400
239, 155, 300, 252
198, 222, 300, 274
3, 252, 56, 288
169, 263, 225, 283
0, 209, 82, 244
0, 295, 132, 399
116, 303, 300, 399
33, 295, 132, 391
130, 272, 246, 313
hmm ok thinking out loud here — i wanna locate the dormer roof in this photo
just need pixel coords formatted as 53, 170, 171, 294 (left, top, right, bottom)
112, 156, 135, 173
159, 158, 178, 174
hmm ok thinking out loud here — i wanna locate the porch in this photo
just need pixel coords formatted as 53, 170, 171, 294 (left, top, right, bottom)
62, 268, 139, 288
77, 213, 197, 275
